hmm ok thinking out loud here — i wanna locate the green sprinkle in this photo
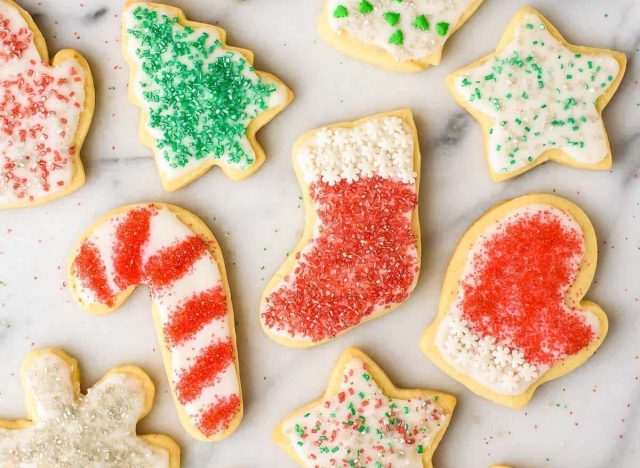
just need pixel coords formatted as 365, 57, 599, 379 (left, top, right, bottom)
417, 445, 424, 453
362, 373, 371, 381
436, 21, 449, 36
333, 5, 348, 18
358, 0, 373, 14
383, 12, 400, 26
413, 14, 429, 31
331, 447, 340, 453
389, 29, 404, 45
526, 23, 534, 29
461, 77, 471, 87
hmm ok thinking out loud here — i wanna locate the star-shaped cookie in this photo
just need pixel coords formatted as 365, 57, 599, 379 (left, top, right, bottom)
274, 348, 455, 468
447, 7, 626, 181
0, 349, 180, 467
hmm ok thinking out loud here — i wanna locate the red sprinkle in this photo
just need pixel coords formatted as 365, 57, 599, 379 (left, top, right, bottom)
146, 236, 207, 288
461, 209, 595, 365
262, 176, 419, 341
198, 394, 241, 436
113, 207, 152, 288
73, 242, 114, 306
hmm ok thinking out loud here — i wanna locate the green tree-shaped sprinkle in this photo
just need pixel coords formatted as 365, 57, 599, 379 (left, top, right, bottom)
358, 0, 374, 14
333, 5, 349, 18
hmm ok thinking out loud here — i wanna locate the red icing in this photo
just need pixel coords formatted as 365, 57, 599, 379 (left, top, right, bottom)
164, 285, 227, 346
0, 12, 85, 201
198, 394, 241, 436
461, 208, 595, 366
262, 176, 419, 341
73, 242, 114, 306
175, 339, 235, 403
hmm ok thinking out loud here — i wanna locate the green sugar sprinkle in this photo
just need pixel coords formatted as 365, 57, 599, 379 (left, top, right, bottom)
383, 12, 400, 26
128, 6, 277, 170
389, 29, 404, 45
333, 5, 349, 18
436, 21, 450, 36
358, 0, 373, 14
413, 14, 429, 31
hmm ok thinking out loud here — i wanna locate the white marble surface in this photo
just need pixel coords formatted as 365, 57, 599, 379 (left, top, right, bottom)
0, 0, 639, 467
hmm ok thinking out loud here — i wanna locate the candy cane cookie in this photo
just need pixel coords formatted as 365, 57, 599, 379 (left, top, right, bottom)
421, 194, 608, 408
0, 0, 94, 208
67, 203, 241, 441
122, 2, 293, 191
260, 109, 421, 347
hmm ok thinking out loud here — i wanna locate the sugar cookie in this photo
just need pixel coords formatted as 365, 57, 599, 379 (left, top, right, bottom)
274, 347, 455, 468
421, 194, 607, 408
0, 0, 94, 208
447, 7, 626, 181
67, 203, 241, 441
0, 348, 179, 467
260, 109, 421, 347
122, 1, 293, 191
319, 0, 484, 72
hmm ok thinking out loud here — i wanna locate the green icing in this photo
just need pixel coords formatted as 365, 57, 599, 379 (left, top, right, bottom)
383, 12, 400, 26
358, 0, 374, 14
413, 14, 429, 31
333, 5, 349, 18
436, 21, 450, 36
126, 6, 277, 170
389, 29, 404, 45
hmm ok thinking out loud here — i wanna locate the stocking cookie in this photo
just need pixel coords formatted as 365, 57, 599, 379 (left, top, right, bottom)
421, 194, 608, 408
67, 203, 241, 441
274, 347, 455, 468
318, 0, 484, 72
448, 8, 626, 181
122, 2, 293, 191
0, 0, 94, 208
260, 109, 421, 347
0, 349, 179, 467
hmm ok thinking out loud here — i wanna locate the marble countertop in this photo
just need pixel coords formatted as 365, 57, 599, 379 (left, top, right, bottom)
1, 0, 639, 467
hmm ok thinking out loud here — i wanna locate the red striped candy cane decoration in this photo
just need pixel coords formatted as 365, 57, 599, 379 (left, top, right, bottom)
67, 203, 242, 441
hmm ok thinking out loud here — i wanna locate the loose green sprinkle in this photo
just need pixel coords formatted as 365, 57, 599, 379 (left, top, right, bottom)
436, 21, 449, 36
413, 14, 429, 31
333, 5, 348, 18
383, 12, 401, 26
127, 6, 277, 170
389, 29, 404, 45
358, 0, 373, 14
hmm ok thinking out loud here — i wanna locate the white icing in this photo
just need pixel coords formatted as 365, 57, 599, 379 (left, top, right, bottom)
0, 352, 169, 468
123, 5, 287, 182
327, 0, 476, 60
454, 12, 620, 174
282, 357, 447, 467
435, 204, 598, 395
297, 116, 416, 184
0, 2, 86, 204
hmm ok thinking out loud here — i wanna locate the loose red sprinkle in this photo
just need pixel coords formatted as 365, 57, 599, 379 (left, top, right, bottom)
263, 177, 418, 341
461, 209, 595, 365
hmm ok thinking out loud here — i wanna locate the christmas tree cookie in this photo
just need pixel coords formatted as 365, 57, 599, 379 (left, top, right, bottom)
122, 2, 293, 191
260, 110, 421, 347
448, 7, 626, 181
421, 194, 608, 408
0, 349, 179, 467
319, 0, 484, 72
68, 203, 242, 441
274, 348, 456, 468
0, 0, 94, 208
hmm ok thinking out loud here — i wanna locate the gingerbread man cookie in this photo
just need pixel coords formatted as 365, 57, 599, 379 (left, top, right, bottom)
274, 348, 455, 468
260, 109, 421, 347
319, 0, 484, 71
0, 349, 179, 467
0, 0, 94, 208
122, 1, 293, 191
67, 203, 241, 441
421, 194, 608, 408
448, 7, 626, 181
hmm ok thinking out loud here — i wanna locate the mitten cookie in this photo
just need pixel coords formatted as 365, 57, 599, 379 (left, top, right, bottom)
0, 0, 94, 208
318, 0, 484, 72
67, 203, 241, 441
448, 7, 626, 181
0, 349, 179, 467
122, 1, 293, 191
274, 347, 455, 468
421, 194, 608, 408
260, 109, 421, 347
